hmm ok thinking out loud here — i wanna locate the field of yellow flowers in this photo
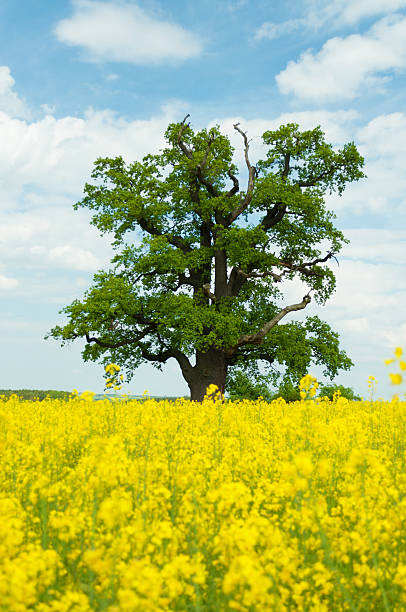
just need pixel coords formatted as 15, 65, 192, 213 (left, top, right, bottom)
1, 351, 406, 611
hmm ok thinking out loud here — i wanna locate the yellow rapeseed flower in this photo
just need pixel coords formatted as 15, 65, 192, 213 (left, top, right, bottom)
2, 355, 406, 610
389, 373, 402, 385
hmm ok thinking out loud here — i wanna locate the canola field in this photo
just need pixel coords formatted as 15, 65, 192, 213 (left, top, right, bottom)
1, 386, 406, 611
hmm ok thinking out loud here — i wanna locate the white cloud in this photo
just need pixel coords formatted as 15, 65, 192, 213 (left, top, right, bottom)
255, 19, 302, 41
255, 0, 406, 41
325, 112, 406, 214
0, 99, 188, 208
0, 318, 31, 330
31, 244, 102, 271
40, 103, 56, 115
276, 14, 406, 102
55, 0, 203, 65
0, 74, 188, 295
0, 66, 30, 119
338, 317, 369, 333
0, 208, 113, 274
308, 0, 406, 28
0, 273, 18, 290
341, 229, 406, 264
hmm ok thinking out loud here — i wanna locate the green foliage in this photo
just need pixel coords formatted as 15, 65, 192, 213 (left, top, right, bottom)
268, 379, 302, 403
46, 118, 365, 396
317, 384, 362, 401
226, 371, 275, 402
226, 371, 303, 403
226, 375, 361, 404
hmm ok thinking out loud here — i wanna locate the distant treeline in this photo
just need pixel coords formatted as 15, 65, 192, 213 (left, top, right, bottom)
0, 389, 190, 402
0, 389, 72, 401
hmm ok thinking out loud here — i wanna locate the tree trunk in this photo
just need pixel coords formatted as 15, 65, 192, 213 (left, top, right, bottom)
188, 348, 228, 402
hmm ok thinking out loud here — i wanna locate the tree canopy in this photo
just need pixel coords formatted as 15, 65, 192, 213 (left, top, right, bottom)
47, 116, 365, 401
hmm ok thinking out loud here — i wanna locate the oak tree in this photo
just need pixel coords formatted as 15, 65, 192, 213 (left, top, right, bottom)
47, 116, 365, 401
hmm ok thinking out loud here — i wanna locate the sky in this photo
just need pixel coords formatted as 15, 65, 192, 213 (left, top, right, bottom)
1, 0, 406, 400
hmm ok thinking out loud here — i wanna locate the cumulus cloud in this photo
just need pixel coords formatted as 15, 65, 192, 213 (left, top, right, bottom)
275, 14, 406, 102
54, 0, 203, 65
0, 66, 30, 119
0, 72, 189, 299
0, 99, 188, 208
325, 112, 406, 214
0, 208, 113, 274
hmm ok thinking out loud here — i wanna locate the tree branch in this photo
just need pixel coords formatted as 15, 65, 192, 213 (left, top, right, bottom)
177, 116, 220, 198
177, 114, 193, 159
277, 251, 337, 278
137, 342, 194, 381
297, 162, 346, 188
298, 166, 336, 188
235, 268, 283, 282
137, 215, 192, 255
231, 251, 337, 293
284, 210, 307, 218
195, 132, 220, 198
202, 283, 217, 302
282, 152, 291, 179
226, 123, 257, 225
226, 169, 239, 197
259, 202, 287, 231
225, 293, 312, 357
85, 326, 154, 349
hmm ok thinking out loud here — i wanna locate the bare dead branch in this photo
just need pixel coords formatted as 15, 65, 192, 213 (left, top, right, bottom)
177, 114, 193, 159
226, 123, 257, 225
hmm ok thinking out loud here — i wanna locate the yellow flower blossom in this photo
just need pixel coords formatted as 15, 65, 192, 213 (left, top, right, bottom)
1, 357, 406, 610
389, 373, 402, 385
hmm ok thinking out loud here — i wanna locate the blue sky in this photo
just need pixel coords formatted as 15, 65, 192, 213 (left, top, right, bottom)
1, 0, 406, 399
